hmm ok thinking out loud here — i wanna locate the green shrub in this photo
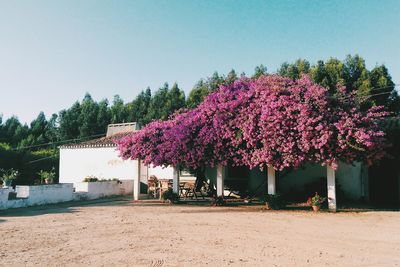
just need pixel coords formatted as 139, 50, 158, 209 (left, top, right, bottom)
82, 177, 122, 183
100, 178, 122, 183
37, 168, 56, 184
161, 188, 179, 203
307, 192, 326, 207
83, 176, 99, 182
0, 168, 19, 186
265, 194, 285, 210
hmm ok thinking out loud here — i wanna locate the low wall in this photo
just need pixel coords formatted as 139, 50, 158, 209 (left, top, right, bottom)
4, 198, 29, 209
16, 183, 74, 206
1, 184, 74, 210
0, 180, 133, 210
74, 180, 133, 200
0, 187, 13, 210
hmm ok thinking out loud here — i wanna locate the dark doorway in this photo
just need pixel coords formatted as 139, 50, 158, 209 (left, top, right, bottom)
369, 159, 399, 208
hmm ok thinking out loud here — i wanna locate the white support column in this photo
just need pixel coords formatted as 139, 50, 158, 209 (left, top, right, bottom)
216, 165, 225, 197
134, 159, 141, 201
172, 165, 180, 194
327, 165, 337, 212
267, 165, 276, 195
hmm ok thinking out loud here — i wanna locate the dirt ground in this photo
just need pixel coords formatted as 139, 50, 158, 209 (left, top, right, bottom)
0, 198, 399, 267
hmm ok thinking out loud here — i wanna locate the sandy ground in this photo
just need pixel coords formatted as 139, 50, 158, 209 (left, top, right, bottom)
0, 199, 400, 267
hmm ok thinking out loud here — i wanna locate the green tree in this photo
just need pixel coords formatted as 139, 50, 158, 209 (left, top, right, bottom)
45, 114, 59, 143
186, 80, 210, 109
0, 115, 4, 143
186, 71, 236, 108
252, 64, 268, 79
225, 69, 238, 85
343, 54, 369, 93
282, 55, 400, 113
127, 88, 152, 126
278, 59, 310, 80
110, 95, 127, 123
97, 99, 111, 130
145, 83, 170, 122
166, 83, 185, 114
208, 71, 225, 92
29, 112, 48, 145
369, 65, 400, 112
1, 116, 29, 147
310, 58, 345, 94
78, 93, 102, 137
58, 101, 82, 140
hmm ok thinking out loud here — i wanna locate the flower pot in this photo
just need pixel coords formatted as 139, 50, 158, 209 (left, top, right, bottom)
312, 205, 321, 212
4, 179, 13, 187
45, 178, 53, 184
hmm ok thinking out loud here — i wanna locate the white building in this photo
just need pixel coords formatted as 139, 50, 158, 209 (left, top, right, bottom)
59, 123, 400, 209
59, 123, 178, 192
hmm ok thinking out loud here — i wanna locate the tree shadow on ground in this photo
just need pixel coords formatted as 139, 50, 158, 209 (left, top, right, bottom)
337, 207, 400, 213
168, 200, 400, 214
0, 196, 133, 218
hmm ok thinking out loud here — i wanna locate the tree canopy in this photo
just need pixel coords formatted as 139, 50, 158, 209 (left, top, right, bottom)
1, 54, 397, 151
278, 55, 400, 113
116, 74, 388, 171
0, 54, 398, 183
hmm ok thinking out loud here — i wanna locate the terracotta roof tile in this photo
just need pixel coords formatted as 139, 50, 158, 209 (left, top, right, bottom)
59, 132, 133, 149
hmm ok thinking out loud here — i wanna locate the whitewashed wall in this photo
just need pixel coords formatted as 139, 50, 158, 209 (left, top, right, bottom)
1, 181, 135, 210
148, 165, 174, 179
16, 184, 74, 206
1, 184, 74, 210
59, 147, 185, 190
74, 180, 133, 200
0, 187, 13, 210
59, 147, 138, 184
148, 165, 196, 181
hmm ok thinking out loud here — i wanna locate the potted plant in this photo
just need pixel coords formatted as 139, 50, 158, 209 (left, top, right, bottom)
307, 192, 326, 212
37, 168, 56, 184
0, 168, 19, 187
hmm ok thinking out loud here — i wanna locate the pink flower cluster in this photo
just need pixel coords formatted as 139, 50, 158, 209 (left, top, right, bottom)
116, 75, 388, 171
116, 78, 251, 169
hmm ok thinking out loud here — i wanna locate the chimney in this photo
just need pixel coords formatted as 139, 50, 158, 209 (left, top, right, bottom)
106, 122, 139, 137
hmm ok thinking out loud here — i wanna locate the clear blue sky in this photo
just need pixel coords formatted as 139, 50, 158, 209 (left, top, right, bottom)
0, 0, 399, 124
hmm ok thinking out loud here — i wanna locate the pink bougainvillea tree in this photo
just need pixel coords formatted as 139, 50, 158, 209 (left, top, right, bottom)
116, 74, 387, 173
116, 119, 174, 167
116, 78, 252, 170
235, 75, 387, 171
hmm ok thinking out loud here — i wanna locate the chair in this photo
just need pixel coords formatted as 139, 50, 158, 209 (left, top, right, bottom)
147, 175, 159, 198
179, 182, 186, 198
183, 179, 206, 200
158, 179, 172, 200
224, 179, 248, 198
182, 181, 195, 198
